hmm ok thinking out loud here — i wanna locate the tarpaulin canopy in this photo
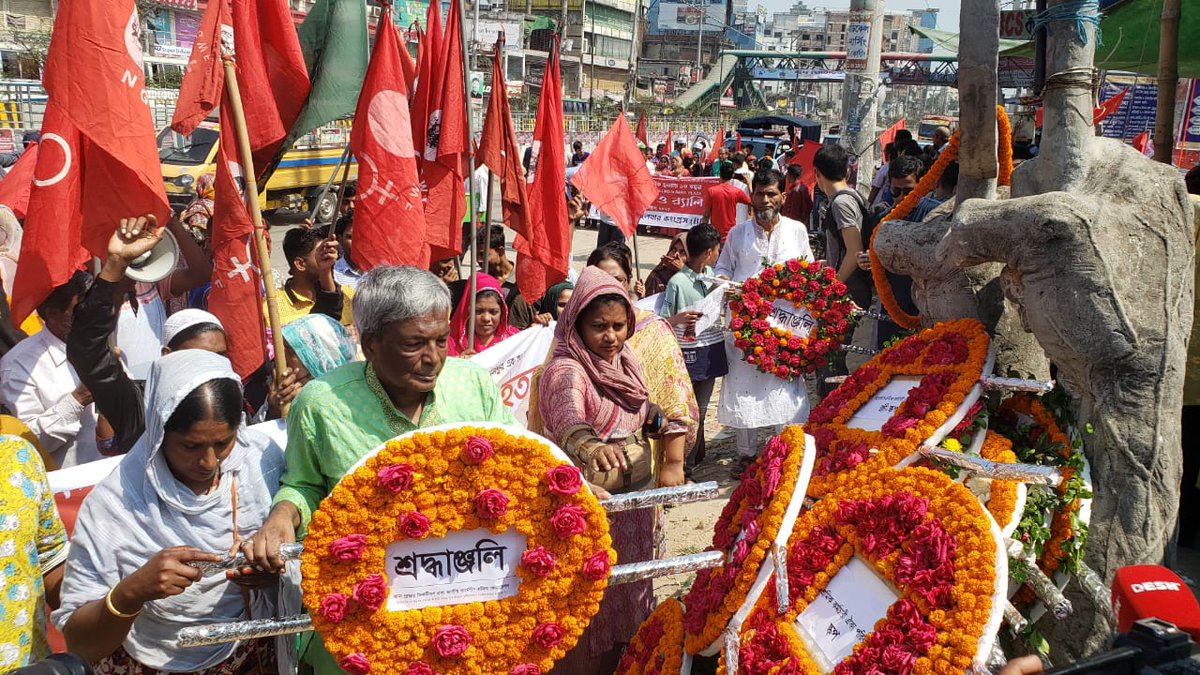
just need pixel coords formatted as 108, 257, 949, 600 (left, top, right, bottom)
992, 0, 1200, 79
907, 26, 1027, 54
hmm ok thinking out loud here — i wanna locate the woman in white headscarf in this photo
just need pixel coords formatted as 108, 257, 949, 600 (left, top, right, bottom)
52, 350, 290, 674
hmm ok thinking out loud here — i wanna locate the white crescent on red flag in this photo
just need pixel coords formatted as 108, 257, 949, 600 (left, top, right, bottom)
349, 4, 428, 270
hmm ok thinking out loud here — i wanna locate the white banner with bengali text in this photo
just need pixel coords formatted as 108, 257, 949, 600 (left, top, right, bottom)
469, 325, 556, 425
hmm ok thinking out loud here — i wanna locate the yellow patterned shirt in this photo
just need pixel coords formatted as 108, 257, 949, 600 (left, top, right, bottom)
0, 436, 68, 672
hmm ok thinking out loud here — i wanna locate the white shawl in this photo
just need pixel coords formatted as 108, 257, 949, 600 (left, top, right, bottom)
52, 350, 287, 672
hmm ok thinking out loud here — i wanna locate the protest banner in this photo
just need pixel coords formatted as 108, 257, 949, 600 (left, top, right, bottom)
468, 324, 556, 424
639, 175, 719, 231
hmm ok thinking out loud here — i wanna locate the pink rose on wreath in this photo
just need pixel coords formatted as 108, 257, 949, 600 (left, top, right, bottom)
351, 574, 388, 612
545, 465, 583, 496
376, 464, 415, 493
463, 436, 495, 464
432, 625, 472, 658
404, 663, 434, 675
475, 489, 510, 519
520, 546, 558, 578
533, 622, 566, 649
318, 593, 349, 623
582, 550, 611, 581
761, 267, 777, 281
339, 653, 371, 675
398, 511, 432, 539
550, 505, 588, 538
511, 665, 542, 675
328, 534, 367, 562
786, 259, 802, 273
731, 317, 745, 330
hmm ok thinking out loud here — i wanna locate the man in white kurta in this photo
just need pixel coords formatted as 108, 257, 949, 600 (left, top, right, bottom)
714, 168, 814, 458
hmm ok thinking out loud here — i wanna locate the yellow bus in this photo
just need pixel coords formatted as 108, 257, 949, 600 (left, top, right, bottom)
158, 117, 358, 222
916, 115, 957, 143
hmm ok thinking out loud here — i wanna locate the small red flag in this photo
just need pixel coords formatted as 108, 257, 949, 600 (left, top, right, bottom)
570, 117, 659, 238
478, 41, 531, 242
1093, 88, 1128, 125
208, 103, 267, 377
707, 128, 723, 165
664, 128, 673, 154
172, 0, 228, 136
515, 39, 570, 301
411, 2, 444, 161
350, 4, 427, 270
1132, 131, 1154, 156
398, 33, 417, 94
422, 0, 467, 259
735, 132, 742, 152
789, 140, 822, 190
0, 142, 38, 218
879, 118, 906, 150
635, 112, 648, 147
12, 0, 169, 324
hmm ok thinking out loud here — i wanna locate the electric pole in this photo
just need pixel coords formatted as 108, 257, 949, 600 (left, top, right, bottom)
838, 0, 884, 186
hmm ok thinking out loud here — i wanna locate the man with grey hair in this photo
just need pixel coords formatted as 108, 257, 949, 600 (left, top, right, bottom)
246, 266, 514, 672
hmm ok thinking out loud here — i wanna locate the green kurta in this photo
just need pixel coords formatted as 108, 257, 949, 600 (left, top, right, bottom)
274, 357, 516, 674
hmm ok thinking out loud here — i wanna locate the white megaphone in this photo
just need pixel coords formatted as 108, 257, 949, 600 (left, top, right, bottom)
123, 228, 180, 283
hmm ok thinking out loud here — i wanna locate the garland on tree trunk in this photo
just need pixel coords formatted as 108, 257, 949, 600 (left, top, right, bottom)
870, 106, 1014, 329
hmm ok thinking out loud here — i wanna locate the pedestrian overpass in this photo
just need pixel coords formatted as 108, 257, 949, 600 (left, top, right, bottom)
673, 50, 961, 111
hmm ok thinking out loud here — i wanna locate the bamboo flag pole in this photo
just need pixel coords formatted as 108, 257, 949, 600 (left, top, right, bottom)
220, 51, 288, 384
329, 145, 355, 236
309, 143, 351, 224
461, 0, 480, 351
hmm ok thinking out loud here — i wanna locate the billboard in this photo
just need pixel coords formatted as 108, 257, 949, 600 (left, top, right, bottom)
648, 0, 725, 35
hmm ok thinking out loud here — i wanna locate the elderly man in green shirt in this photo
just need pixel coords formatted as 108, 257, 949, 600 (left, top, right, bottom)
244, 265, 514, 672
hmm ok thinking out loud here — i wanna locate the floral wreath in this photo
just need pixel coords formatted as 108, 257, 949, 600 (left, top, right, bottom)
870, 106, 1014, 330
682, 426, 815, 654
721, 466, 1006, 675
300, 424, 613, 675
614, 598, 687, 675
805, 319, 992, 497
728, 259, 857, 381
992, 394, 1092, 611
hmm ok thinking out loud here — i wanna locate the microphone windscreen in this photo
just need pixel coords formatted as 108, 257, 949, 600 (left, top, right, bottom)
1111, 565, 1200, 642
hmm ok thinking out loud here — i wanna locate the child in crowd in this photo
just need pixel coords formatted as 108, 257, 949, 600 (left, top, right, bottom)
659, 223, 726, 478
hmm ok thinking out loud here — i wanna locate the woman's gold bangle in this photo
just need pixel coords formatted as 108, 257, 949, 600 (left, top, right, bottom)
104, 587, 141, 619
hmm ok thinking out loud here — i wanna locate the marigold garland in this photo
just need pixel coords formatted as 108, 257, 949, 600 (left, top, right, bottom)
722, 466, 1004, 675
977, 431, 1021, 534
729, 259, 858, 380
993, 395, 1091, 608
614, 598, 685, 675
805, 319, 991, 497
301, 426, 613, 674
870, 106, 1015, 330
682, 427, 808, 654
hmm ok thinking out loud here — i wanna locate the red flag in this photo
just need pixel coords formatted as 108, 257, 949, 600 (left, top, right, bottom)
422, 0, 467, 259
12, 0, 169, 324
664, 128, 673, 154
208, 104, 267, 377
1132, 131, 1154, 156
707, 128, 723, 165
172, 0, 227, 136
735, 132, 742, 152
1093, 88, 1128, 126
789, 140, 822, 190
398, 34, 417, 94
570, 117, 658, 238
478, 41, 531, 241
514, 39, 569, 301
349, 4, 427, 270
0, 142, 38, 218
879, 118, 905, 150
411, 3, 443, 161
635, 112, 648, 147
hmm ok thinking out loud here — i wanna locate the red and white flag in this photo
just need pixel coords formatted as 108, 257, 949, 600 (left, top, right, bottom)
422, 0, 468, 260
570, 117, 658, 238
477, 40, 531, 242
11, 0, 168, 324
349, 4, 427, 269
514, 39, 570, 301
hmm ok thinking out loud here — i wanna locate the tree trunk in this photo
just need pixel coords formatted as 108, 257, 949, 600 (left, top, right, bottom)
1153, 0, 1181, 164
956, 0, 998, 201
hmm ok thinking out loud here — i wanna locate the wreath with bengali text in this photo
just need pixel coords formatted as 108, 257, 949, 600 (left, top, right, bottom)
729, 259, 858, 381
720, 466, 1007, 675
300, 424, 613, 675
614, 598, 687, 675
805, 319, 992, 498
681, 426, 814, 655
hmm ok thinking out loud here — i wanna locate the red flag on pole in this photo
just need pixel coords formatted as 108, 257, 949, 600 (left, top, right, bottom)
707, 127, 723, 165
735, 132, 742, 152
172, 0, 228, 136
1093, 88, 1128, 125
0, 142, 38, 218
570, 117, 659, 238
635, 112, 648, 147
514, 39, 570, 301
411, 2, 443, 162
349, 3, 427, 270
664, 128, 673, 154
1132, 131, 1154, 156
879, 118, 905, 150
398, 33, 417, 94
422, 0, 467, 260
477, 40, 531, 241
208, 105, 267, 377
789, 140, 822, 190
11, 0, 169, 324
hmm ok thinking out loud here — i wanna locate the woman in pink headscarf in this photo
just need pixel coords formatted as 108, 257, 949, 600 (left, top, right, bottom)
447, 273, 520, 357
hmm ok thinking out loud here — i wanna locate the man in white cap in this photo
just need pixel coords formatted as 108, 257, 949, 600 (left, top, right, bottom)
66, 222, 228, 453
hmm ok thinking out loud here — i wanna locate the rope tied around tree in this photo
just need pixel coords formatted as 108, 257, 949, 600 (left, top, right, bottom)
1030, 0, 1103, 46
868, 106, 1014, 331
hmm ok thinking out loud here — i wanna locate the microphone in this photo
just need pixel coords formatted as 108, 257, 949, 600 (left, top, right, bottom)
1111, 565, 1200, 643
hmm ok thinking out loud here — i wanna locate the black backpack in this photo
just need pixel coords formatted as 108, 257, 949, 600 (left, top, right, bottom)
822, 189, 880, 253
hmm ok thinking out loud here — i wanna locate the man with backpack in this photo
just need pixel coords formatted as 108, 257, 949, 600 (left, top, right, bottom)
812, 145, 875, 393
